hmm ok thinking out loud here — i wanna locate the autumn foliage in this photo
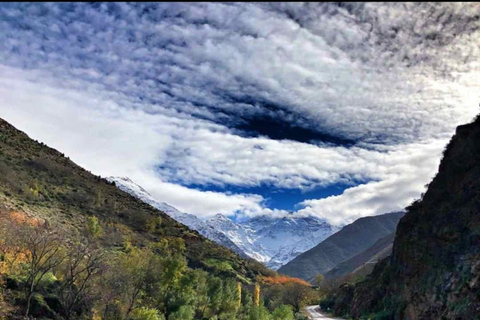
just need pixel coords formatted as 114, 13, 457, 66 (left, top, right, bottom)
257, 275, 311, 287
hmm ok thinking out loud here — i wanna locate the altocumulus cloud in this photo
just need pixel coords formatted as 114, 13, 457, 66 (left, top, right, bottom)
0, 3, 479, 225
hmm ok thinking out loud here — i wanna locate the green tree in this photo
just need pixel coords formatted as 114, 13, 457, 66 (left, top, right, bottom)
248, 305, 272, 320
314, 274, 325, 289
272, 305, 294, 320
168, 305, 194, 320
131, 307, 166, 320
86, 216, 103, 239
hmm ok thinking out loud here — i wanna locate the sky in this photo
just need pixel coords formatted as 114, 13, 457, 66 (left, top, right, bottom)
0, 3, 479, 226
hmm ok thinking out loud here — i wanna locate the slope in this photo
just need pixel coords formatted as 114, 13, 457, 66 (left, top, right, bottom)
278, 211, 404, 282
326, 114, 480, 319
0, 117, 274, 283
108, 176, 248, 258
323, 232, 395, 281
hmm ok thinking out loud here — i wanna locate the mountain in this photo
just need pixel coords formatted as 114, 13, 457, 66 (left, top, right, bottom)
107, 177, 248, 257
324, 115, 480, 319
243, 216, 337, 270
278, 211, 404, 282
0, 118, 274, 283
209, 214, 337, 270
206, 213, 272, 263
323, 232, 395, 281
105, 177, 337, 269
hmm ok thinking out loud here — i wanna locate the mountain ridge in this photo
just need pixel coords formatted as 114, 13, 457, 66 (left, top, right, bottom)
0, 117, 274, 284
110, 176, 337, 269
278, 211, 404, 282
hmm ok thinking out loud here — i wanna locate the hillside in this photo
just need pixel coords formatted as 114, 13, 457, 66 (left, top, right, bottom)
278, 211, 404, 282
323, 233, 395, 281
107, 176, 249, 258
323, 115, 480, 319
0, 117, 323, 320
0, 118, 273, 283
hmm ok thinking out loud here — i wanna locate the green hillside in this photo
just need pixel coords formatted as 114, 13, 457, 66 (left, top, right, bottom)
0, 118, 272, 282
0, 118, 323, 320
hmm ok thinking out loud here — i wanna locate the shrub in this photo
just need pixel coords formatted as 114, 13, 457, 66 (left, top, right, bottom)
131, 307, 166, 320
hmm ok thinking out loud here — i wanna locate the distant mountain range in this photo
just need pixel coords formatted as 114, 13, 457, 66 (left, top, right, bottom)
108, 176, 337, 269
323, 232, 396, 281
278, 211, 404, 282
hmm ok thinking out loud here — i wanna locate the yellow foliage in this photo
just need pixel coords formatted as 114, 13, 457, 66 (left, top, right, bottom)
253, 283, 260, 307
237, 282, 242, 308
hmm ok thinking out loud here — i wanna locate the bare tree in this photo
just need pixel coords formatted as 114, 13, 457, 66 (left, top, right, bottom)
21, 222, 67, 317
56, 236, 105, 320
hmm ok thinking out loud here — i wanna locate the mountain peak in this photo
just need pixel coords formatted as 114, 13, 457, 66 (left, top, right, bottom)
213, 213, 230, 220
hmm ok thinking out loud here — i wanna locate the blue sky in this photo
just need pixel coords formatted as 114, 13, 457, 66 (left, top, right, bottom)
0, 3, 479, 225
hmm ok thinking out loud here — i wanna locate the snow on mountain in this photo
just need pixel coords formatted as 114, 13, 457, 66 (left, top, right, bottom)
241, 216, 337, 269
206, 214, 271, 263
107, 177, 247, 257
206, 214, 337, 269
108, 177, 337, 270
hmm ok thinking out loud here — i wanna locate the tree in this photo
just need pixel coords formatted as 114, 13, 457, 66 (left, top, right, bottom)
237, 282, 242, 309
86, 216, 103, 239
271, 305, 294, 320
314, 274, 325, 289
99, 245, 166, 319
21, 222, 67, 316
56, 236, 105, 320
201, 276, 223, 318
282, 283, 316, 312
248, 305, 271, 320
168, 305, 194, 320
253, 283, 260, 307
131, 307, 166, 320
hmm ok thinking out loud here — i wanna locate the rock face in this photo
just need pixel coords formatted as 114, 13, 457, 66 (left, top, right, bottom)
278, 211, 404, 282
328, 115, 480, 319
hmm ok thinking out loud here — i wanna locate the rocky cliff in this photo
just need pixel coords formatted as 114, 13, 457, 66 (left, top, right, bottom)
325, 115, 480, 319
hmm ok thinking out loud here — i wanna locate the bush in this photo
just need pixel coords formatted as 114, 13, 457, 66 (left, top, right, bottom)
131, 307, 166, 320
168, 305, 194, 320
272, 305, 294, 320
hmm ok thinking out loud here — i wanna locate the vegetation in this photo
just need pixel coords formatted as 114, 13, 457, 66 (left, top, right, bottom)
0, 208, 319, 319
0, 118, 319, 318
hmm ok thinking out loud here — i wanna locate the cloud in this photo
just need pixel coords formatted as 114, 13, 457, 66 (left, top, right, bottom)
1, 3, 478, 144
0, 65, 273, 218
296, 139, 448, 225
0, 3, 479, 224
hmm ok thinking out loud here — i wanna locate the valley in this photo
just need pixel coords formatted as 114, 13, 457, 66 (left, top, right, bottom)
1, 3, 478, 319
109, 176, 337, 270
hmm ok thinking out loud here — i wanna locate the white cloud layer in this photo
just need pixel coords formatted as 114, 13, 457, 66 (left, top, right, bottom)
0, 3, 479, 224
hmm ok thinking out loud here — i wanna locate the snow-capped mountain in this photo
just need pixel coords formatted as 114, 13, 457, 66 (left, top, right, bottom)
205, 214, 337, 269
108, 176, 337, 270
206, 214, 271, 263
107, 177, 247, 257
250, 216, 337, 269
